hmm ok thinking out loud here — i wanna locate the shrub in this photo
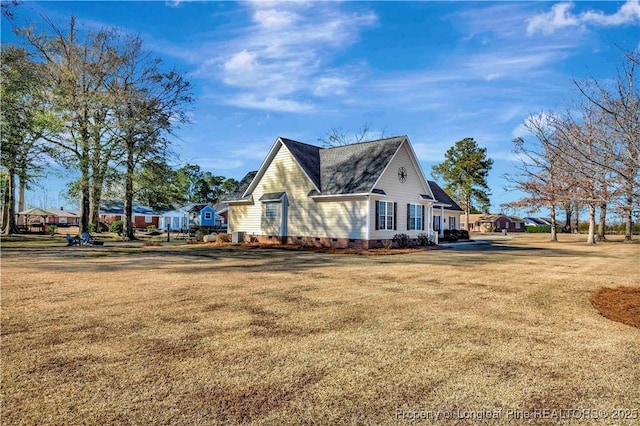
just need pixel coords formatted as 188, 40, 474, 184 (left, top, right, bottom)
109, 220, 124, 235
392, 233, 411, 248
46, 224, 57, 236
146, 225, 157, 233
88, 223, 97, 232
195, 229, 207, 241
217, 233, 231, 243
458, 230, 470, 240
416, 232, 429, 246
443, 229, 458, 242
525, 225, 562, 233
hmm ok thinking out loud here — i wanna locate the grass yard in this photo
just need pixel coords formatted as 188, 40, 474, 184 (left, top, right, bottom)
1, 234, 639, 425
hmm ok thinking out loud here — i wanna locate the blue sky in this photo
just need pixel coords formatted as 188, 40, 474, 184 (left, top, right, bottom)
3, 1, 639, 213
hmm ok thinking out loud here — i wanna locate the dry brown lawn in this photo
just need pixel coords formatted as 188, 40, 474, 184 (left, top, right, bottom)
1, 234, 639, 425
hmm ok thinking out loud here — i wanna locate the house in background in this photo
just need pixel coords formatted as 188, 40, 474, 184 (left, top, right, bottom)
524, 217, 551, 227
466, 214, 526, 233
44, 207, 79, 226
159, 203, 224, 231
99, 200, 160, 229
428, 181, 463, 237
226, 135, 440, 248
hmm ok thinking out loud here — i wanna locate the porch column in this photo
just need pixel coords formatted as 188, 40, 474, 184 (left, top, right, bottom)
440, 205, 445, 237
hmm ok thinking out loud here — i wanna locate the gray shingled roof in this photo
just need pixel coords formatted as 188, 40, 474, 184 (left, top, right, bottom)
230, 135, 412, 199
222, 171, 258, 202
319, 136, 406, 194
259, 192, 286, 201
428, 181, 463, 211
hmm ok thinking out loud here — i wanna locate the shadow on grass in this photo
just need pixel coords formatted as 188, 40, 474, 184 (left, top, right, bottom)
1, 244, 349, 274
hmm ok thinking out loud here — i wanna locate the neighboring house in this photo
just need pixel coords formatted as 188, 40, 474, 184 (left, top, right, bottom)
159, 203, 224, 230
44, 207, 79, 226
212, 203, 228, 226
466, 214, 526, 233
428, 181, 463, 237
226, 135, 440, 248
524, 217, 551, 227
99, 200, 161, 229
524, 217, 565, 229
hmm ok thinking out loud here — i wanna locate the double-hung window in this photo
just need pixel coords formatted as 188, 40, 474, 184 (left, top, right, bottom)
433, 215, 441, 231
449, 216, 456, 230
265, 203, 277, 222
376, 201, 395, 230
408, 204, 423, 231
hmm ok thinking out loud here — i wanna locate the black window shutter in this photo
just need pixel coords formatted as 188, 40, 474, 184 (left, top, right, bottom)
406, 204, 410, 230
375, 200, 379, 230
393, 202, 397, 230
421, 206, 425, 230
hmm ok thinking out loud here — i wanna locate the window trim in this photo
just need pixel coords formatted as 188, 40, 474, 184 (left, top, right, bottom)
407, 203, 423, 231
375, 200, 396, 231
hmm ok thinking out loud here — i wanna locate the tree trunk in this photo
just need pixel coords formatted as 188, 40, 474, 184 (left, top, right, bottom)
550, 204, 558, 242
596, 202, 607, 241
465, 193, 471, 231
573, 202, 580, 234
563, 202, 572, 233
122, 146, 136, 240
1, 169, 19, 235
623, 186, 633, 242
89, 180, 102, 233
586, 204, 596, 244
17, 176, 26, 226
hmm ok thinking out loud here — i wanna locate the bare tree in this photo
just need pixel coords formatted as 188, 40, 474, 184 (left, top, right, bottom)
574, 49, 639, 241
318, 122, 386, 147
21, 17, 116, 233
503, 113, 569, 241
107, 35, 192, 240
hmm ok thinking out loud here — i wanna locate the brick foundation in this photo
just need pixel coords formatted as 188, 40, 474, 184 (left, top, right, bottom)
242, 234, 398, 249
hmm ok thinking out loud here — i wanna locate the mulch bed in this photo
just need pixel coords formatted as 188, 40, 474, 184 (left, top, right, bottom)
591, 286, 640, 329
206, 242, 446, 255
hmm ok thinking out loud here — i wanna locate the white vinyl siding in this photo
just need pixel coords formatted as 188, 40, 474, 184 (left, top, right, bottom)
229, 143, 368, 239
369, 143, 433, 239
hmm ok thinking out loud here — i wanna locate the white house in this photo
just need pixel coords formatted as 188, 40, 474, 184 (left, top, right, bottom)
226, 135, 451, 248
159, 203, 223, 231
428, 181, 464, 238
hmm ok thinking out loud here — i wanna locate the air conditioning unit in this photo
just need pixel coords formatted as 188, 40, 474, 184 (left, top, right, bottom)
231, 231, 245, 243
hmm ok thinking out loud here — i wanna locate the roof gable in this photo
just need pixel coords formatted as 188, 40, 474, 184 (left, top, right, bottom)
428, 181, 463, 211
280, 138, 321, 190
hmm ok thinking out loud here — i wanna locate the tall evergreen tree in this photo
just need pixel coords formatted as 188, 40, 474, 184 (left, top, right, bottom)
432, 138, 493, 231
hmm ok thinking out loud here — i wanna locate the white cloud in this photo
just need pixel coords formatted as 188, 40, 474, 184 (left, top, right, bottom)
197, 2, 377, 112
223, 93, 314, 113
527, 1, 640, 35
313, 76, 351, 97
223, 50, 257, 74
253, 9, 298, 29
